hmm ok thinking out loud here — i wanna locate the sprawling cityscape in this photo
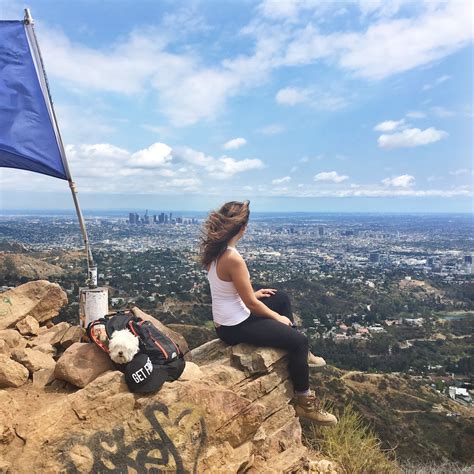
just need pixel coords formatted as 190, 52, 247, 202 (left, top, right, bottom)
1, 210, 472, 383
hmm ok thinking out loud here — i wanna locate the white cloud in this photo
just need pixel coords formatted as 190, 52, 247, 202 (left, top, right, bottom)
40, 27, 241, 127
337, 3, 472, 80
382, 174, 415, 187
276, 87, 309, 105
373, 119, 405, 132
217, 156, 264, 178
431, 106, 455, 118
0, 141, 264, 194
406, 111, 426, 119
128, 143, 173, 169
449, 168, 473, 176
258, 124, 285, 135
223, 137, 247, 150
378, 127, 448, 148
34, 1, 472, 130
168, 178, 201, 189
422, 74, 452, 91
272, 176, 291, 184
314, 171, 349, 183
279, 2, 472, 80
173, 147, 264, 179
276, 86, 347, 110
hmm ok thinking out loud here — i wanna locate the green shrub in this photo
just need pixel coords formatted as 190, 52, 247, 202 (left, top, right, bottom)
304, 403, 400, 473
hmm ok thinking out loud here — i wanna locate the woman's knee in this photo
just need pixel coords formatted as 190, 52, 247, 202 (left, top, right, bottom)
289, 331, 308, 351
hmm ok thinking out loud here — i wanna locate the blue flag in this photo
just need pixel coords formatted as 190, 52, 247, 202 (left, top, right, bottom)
0, 20, 68, 180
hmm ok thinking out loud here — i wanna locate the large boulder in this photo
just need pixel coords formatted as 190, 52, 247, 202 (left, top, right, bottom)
0, 280, 67, 329
54, 342, 116, 388
15, 315, 40, 336
11, 348, 56, 373
0, 354, 29, 388
0, 329, 27, 351
30, 322, 71, 347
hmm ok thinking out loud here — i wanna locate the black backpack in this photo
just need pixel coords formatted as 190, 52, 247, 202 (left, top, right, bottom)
87, 311, 183, 365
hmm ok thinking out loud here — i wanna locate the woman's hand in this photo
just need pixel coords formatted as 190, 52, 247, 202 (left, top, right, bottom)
276, 315, 292, 326
255, 288, 277, 299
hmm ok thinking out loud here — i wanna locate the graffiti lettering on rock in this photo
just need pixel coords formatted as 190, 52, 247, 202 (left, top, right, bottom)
60, 402, 206, 473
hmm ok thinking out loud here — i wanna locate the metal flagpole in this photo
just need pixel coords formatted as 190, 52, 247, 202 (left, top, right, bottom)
23, 9, 108, 327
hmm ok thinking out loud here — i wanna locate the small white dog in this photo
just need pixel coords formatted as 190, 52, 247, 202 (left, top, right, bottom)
108, 329, 140, 364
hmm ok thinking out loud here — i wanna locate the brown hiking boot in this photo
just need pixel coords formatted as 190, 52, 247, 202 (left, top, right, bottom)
294, 392, 338, 426
308, 352, 326, 369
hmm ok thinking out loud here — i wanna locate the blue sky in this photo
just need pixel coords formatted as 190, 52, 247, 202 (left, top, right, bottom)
0, 0, 472, 212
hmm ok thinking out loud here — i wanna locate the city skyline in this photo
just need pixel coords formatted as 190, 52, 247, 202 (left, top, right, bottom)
0, 0, 473, 213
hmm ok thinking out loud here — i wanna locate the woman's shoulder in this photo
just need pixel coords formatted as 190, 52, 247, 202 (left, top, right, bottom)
224, 247, 244, 261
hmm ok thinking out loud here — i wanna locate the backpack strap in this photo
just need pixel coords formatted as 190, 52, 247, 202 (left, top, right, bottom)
86, 318, 109, 354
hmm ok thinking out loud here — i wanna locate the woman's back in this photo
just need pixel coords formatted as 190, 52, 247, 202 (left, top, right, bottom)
207, 247, 250, 326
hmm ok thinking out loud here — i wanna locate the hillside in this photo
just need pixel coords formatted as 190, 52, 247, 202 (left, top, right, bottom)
0, 253, 64, 280
307, 368, 474, 465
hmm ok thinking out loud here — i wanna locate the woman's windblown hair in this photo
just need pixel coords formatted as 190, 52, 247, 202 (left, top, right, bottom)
200, 201, 250, 267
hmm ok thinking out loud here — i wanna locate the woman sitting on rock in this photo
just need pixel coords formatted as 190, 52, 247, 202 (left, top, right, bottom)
200, 200, 337, 426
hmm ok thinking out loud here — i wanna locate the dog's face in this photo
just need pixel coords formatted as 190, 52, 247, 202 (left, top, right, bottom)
108, 329, 140, 364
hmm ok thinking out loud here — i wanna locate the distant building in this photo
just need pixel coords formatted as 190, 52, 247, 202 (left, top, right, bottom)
464, 255, 473, 274
448, 387, 472, 404
318, 226, 324, 236
404, 318, 424, 327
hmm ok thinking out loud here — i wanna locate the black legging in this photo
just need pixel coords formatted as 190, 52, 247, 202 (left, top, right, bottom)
215, 290, 309, 392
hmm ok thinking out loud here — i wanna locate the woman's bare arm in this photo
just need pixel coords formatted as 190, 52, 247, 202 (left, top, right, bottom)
228, 255, 291, 325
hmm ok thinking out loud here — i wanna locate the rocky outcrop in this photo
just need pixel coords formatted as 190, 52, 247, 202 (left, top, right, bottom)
11, 348, 56, 373
0, 281, 336, 472
0, 253, 63, 279
54, 343, 116, 388
0, 335, 332, 473
15, 315, 40, 336
0, 354, 29, 387
0, 280, 67, 329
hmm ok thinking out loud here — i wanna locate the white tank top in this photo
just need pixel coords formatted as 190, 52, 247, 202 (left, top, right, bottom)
207, 247, 251, 326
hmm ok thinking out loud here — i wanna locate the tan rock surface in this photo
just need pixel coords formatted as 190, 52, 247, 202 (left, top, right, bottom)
0, 280, 67, 329
29, 342, 56, 357
0, 329, 27, 350
0, 354, 29, 388
11, 348, 56, 373
0, 340, 8, 356
59, 325, 84, 349
32, 367, 56, 388
54, 342, 115, 388
30, 321, 70, 347
1, 335, 324, 473
15, 315, 40, 336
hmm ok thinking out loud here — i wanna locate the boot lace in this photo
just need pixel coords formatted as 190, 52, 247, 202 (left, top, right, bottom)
301, 395, 329, 415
